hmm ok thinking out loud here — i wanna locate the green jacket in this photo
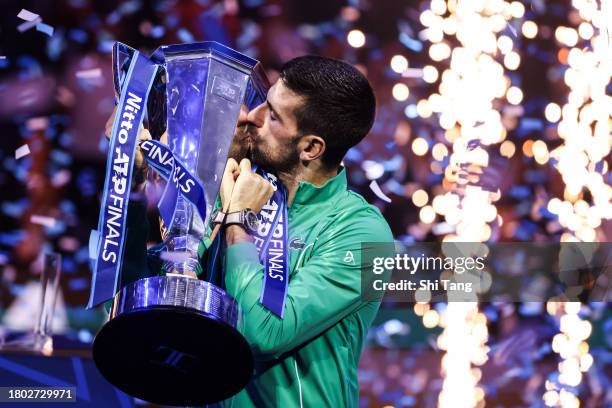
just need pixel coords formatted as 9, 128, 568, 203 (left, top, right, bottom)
120, 168, 393, 407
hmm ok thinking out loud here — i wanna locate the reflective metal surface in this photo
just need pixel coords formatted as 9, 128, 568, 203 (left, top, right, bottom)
94, 276, 253, 406
109, 275, 241, 329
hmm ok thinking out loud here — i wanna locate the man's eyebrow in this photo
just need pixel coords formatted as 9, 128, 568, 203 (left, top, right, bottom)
267, 99, 283, 123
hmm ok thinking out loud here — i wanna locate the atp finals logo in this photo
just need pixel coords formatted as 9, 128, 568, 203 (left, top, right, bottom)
101, 92, 143, 264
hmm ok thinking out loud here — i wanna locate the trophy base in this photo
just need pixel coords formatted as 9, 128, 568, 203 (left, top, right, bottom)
92, 276, 253, 406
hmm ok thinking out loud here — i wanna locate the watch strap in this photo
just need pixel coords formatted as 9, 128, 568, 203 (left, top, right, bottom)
210, 209, 226, 226
224, 211, 244, 226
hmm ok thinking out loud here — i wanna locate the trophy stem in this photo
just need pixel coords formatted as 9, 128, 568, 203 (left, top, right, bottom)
162, 195, 203, 277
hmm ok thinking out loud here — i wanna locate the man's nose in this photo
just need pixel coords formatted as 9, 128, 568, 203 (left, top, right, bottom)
246, 102, 266, 128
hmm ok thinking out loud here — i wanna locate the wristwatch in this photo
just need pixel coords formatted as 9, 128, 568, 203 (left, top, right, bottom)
225, 209, 260, 235
210, 208, 226, 226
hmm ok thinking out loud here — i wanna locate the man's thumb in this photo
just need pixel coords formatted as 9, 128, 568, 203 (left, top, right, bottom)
239, 158, 252, 174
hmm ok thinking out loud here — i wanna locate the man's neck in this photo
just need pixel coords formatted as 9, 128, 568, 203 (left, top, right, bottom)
278, 164, 339, 206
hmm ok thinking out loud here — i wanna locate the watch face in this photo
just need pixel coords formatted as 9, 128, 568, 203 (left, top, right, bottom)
245, 211, 259, 232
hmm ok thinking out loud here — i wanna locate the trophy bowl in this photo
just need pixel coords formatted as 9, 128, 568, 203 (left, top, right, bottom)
93, 276, 253, 406
90, 41, 269, 406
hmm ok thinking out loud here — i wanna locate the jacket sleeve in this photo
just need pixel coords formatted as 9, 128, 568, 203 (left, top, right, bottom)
224, 207, 394, 360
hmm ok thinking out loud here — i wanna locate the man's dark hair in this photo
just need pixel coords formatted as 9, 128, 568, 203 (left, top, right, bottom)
279, 56, 376, 168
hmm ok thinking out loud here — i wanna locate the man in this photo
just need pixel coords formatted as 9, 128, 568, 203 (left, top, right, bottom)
113, 56, 393, 407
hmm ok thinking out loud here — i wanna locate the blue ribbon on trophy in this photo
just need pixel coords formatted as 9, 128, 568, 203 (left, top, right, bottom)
139, 139, 207, 231
251, 169, 289, 318
87, 51, 159, 308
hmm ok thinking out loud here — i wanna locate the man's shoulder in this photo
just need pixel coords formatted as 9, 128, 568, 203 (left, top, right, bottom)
326, 189, 393, 241
338, 188, 387, 220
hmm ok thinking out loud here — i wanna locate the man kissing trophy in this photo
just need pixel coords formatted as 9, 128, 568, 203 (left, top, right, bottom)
88, 41, 269, 406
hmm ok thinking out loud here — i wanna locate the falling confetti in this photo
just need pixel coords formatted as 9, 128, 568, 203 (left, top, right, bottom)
369, 180, 392, 203
401, 68, 424, 78
30, 215, 58, 228
17, 9, 40, 21
75, 68, 102, 79
16, 9, 42, 32
15, 144, 31, 160
36, 23, 55, 37
17, 18, 42, 33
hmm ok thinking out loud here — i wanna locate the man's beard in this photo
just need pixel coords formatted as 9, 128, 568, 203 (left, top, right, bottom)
250, 136, 301, 174
227, 124, 252, 162
228, 124, 301, 174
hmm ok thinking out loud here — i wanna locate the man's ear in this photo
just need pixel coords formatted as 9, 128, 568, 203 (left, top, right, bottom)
298, 135, 326, 162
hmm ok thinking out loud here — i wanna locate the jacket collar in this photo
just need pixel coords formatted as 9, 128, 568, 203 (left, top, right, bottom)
290, 166, 347, 207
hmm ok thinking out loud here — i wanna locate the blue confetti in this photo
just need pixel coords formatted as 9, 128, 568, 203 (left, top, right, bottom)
36, 23, 55, 37
520, 118, 544, 130
106, 11, 121, 25
59, 200, 76, 215
76, 168, 98, 197
539, 206, 556, 219
43, 220, 66, 237
399, 33, 423, 52
509, 185, 531, 199
524, 169, 548, 184
0, 230, 26, 247
74, 247, 90, 264
515, 220, 538, 240
47, 31, 65, 61
383, 155, 403, 171
0, 250, 10, 265
344, 147, 363, 162
58, 132, 73, 147
68, 29, 89, 43
68, 278, 89, 291
1, 199, 29, 218
151, 25, 165, 39
50, 149, 72, 166
62, 257, 77, 274
594, 161, 606, 173
177, 28, 195, 43
17, 55, 43, 79
97, 40, 115, 53
164, 14, 179, 29
77, 329, 93, 343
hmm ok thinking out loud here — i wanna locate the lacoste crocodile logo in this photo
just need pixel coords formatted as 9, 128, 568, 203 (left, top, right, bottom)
289, 237, 306, 250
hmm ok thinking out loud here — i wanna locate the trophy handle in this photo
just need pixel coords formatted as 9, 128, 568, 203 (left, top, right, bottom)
112, 42, 138, 103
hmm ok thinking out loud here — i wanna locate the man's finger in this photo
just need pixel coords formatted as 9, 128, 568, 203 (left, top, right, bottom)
225, 158, 240, 174
139, 128, 152, 141
239, 158, 252, 174
223, 158, 240, 186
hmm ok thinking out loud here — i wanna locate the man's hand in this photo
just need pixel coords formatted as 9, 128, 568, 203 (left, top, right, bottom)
105, 106, 162, 193
220, 158, 241, 212
105, 106, 151, 173
227, 158, 274, 213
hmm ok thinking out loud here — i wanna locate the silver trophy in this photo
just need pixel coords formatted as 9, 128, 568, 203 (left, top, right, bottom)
92, 42, 269, 406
